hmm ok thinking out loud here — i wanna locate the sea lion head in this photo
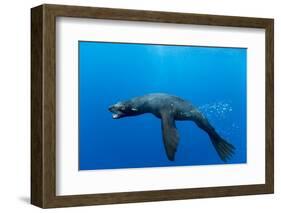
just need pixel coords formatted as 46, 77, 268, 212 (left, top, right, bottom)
108, 101, 139, 119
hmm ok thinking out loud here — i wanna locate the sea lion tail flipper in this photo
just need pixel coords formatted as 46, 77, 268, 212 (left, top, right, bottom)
210, 135, 235, 162
191, 110, 235, 162
160, 111, 179, 161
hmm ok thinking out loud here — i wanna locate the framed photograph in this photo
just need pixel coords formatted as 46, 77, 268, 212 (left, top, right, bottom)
31, 4, 274, 208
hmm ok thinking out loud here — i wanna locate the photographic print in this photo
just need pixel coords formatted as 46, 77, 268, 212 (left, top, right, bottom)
31, 4, 274, 208
79, 41, 247, 170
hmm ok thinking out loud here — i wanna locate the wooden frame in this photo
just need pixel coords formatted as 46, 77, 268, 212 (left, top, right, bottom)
31, 4, 274, 208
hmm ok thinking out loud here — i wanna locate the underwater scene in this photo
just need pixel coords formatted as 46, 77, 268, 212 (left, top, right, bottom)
79, 41, 247, 170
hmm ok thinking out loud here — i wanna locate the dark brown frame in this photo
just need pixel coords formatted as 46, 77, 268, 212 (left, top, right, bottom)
31, 4, 274, 208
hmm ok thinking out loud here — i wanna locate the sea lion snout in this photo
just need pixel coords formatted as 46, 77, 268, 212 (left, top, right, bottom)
109, 101, 139, 119
108, 103, 125, 119
108, 105, 115, 112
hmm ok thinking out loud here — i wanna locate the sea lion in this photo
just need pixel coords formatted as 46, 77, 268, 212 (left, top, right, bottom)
108, 93, 235, 162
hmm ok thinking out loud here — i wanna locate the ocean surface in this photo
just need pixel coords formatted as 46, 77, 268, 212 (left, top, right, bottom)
79, 41, 247, 170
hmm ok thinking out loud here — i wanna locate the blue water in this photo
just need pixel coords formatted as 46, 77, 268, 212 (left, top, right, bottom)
79, 41, 247, 170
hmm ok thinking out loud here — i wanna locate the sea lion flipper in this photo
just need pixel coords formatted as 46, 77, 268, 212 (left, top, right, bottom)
160, 111, 179, 161
191, 109, 235, 161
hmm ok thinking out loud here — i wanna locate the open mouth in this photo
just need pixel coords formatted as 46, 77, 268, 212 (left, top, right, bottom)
109, 105, 124, 119
112, 112, 123, 119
